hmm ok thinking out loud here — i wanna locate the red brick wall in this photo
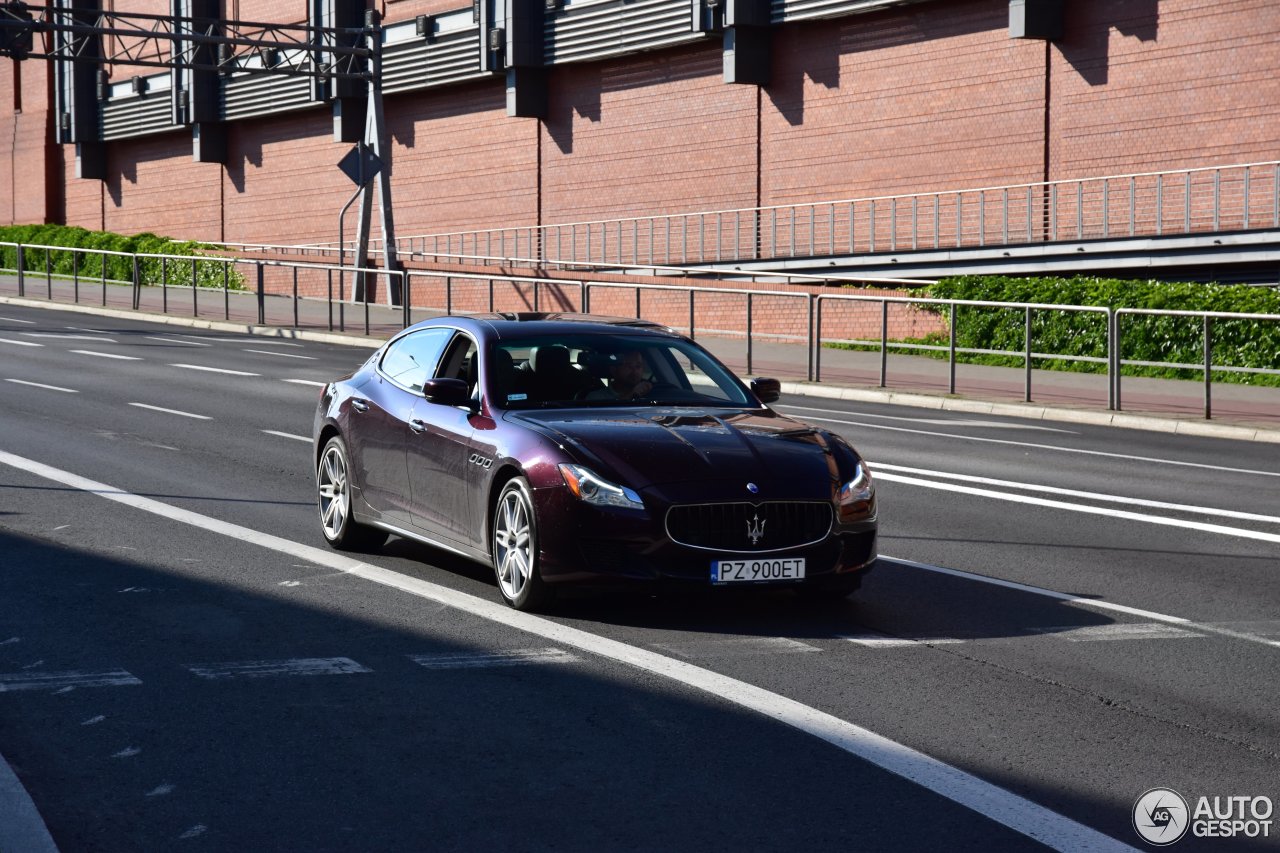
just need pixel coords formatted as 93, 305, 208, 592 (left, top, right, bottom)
763, 0, 1047, 205
1050, 0, 1280, 179
0, 59, 59, 226
103, 132, 223, 240
541, 43, 759, 225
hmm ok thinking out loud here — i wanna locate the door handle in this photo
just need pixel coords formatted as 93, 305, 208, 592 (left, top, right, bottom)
350, 399, 370, 413
409, 418, 428, 433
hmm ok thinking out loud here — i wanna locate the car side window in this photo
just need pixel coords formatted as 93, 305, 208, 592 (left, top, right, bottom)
436, 334, 479, 395
379, 328, 453, 393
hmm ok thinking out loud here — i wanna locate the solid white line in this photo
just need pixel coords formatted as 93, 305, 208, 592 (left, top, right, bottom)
3, 379, 78, 393
146, 336, 210, 346
0, 448, 1140, 853
169, 363, 259, 377
842, 633, 966, 648
128, 402, 211, 420
874, 471, 1280, 545
873, 463, 1280, 526
0, 670, 142, 692
779, 404, 1075, 433
262, 430, 311, 443
0, 316, 37, 324
243, 349, 317, 360
1036, 624, 1200, 642
70, 350, 142, 361
185, 657, 371, 680
408, 649, 579, 669
652, 638, 822, 658
881, 555, 1280, 650
0, 338, 42, 347
22, 333, 117, 343
64, 326, 114, 335
783, 406, 1280, 480
282, 379, 326, 388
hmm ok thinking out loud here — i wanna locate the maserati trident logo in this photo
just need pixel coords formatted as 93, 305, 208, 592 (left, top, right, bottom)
747, 513, 766, 545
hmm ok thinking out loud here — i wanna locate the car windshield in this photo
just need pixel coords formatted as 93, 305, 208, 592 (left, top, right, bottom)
488, 333, 756, 410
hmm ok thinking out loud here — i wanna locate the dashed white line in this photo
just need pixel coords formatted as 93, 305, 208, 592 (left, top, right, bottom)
842, 633, 966, 648
408, 648, 580, 669
113, 747, 141, 759
128, 402, 212, 420
22, 333, 117, 343
184, 657, 372, 680
71, 349, 142, 361
262, 430, 311, 443
81, 715, 106, 726
0, 670, 142, 692
0, 338, 42, 347
65, 326, 114, 335
1035, 623, 1201, 642
4, 378, 78, 393
282, 379, 326, 388
169, 363, 259, 377
147, 336, 210, 346
146, 784, 175, 798
652, 637, 823, 658
0, 316, 36, 324
0, 449, 1142, 853
243, 348, 316, 359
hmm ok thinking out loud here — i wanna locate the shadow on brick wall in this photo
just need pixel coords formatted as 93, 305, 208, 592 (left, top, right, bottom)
1059, 0, 1158, 86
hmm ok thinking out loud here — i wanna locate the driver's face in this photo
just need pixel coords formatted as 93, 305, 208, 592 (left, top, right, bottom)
615, 351, 645, 379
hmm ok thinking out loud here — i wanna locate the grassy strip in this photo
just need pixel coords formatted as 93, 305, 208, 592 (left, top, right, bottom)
0, 224, 244, 291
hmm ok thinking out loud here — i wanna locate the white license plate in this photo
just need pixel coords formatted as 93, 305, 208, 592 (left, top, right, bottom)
711, 557, 806, 584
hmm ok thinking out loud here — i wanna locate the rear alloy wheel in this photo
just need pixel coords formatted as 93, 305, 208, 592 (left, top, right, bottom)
317, 436, 387, 552
492, 478, 552, 612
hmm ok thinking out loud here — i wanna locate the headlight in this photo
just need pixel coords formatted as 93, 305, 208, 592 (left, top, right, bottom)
838, 462, 875, 519
559, 464, 645, 510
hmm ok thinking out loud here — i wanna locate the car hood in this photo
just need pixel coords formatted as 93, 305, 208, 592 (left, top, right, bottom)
507, 408, 843, 490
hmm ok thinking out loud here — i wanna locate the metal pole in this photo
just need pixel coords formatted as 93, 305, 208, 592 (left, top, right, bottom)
132, 255, 141, 310
292, 267, 299, 328
327, 269, 334, 331
256, 263, 265, 325
879, 300, 888, 388
404, 273, 411, 328
688, 289, 695, 340
948, 303, 957, 394
635, 287, 641, 320
1106, 308, 1115, 411
445, 276, 452, 316
1115, 312, 1123, 411
1024, 306, 1032, 402
1204, 315, 1213, 420
191, 258, 198, 317
746, 293, 753, 375
162, 257, 168, 313
73, 250, 79, 303
16, 245, 24, 296
489, 278, 495, 312
806, 296, 815, 382
101, 253, 107, 306
815, 298, 824, 383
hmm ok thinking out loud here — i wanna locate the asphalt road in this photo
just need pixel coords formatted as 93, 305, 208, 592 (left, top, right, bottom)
1, 303, 1278, 852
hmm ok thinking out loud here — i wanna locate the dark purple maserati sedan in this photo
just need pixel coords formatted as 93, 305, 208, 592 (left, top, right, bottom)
313, 313, 877, 611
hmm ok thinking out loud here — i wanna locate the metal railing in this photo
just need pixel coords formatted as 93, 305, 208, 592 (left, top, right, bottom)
3, 241, 1277, 420
373, 160, 1280, 269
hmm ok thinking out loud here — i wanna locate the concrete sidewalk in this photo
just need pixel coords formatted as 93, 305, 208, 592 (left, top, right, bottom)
2, 274, 1277, 442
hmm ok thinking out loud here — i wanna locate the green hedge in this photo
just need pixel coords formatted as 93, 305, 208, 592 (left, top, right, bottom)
0, 224, 243, 290
910, 276, 1280, 385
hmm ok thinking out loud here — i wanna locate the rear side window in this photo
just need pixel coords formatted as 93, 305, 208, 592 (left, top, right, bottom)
379, 328, 453, 393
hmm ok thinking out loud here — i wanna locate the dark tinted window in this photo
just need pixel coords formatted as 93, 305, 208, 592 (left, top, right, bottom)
379, 327, 453, 392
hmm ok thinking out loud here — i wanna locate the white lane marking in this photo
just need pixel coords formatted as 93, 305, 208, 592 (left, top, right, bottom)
0, 450, 1138, 853
874, 471, 1280, 545
184, 657, 372, 680
779, 405, 1075, 433
0, 316, 36, 324
129, 402, 212, 420
65, 326, 114, 334
169, 363, 259, 377
52, 525, 69, 530
874, 463, 1280, 526
843, 633, 966, 648
881, 555, 1280, 650
0, 638, 18, 645
70, 349, 142, 361
147, 336, 210, 346
21, 333, 117, 343
113, 747, 141, 759
22, 660, 44, 670
0, 670, 142, 692
243, 348, 316, 360
652, 637, 822, 658
282, 379, 326, 388
408, 648, 580, 669
0, 338, 42, 347
176, 333, 302, 347
81, 716, 106, 725
782, 405, 1280, 480
262, 430, 311, 443
179, 825, 207, 840
1035, 624, 1201, 642
4, 378, 78, 393
146, 784, 175, 797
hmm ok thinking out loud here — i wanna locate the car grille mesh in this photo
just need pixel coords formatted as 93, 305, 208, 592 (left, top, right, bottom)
665, 501, 833, 552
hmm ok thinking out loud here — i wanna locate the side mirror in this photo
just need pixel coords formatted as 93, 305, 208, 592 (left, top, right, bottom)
422, 378, 472, 408
750, 377, 781, 404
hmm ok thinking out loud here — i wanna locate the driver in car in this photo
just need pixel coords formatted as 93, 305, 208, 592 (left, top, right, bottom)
607, 349, 654, 399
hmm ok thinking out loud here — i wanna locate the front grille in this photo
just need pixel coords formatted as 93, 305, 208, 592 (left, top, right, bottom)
665, 501, 833, 553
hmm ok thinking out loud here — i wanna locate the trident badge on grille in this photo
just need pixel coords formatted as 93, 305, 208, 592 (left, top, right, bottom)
747, 513, 766, 545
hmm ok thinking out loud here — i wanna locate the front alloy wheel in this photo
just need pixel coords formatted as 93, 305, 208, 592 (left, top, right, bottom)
317, 436, 386, 551
492, 478, 552, 611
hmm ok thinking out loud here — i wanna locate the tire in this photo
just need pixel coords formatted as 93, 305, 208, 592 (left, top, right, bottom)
491, 477, 553, 612
317, 436, 387, 552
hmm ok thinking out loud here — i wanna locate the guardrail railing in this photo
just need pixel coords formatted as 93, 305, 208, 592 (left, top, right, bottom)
3, 241, 1276, 421
350, 160, 1280, 269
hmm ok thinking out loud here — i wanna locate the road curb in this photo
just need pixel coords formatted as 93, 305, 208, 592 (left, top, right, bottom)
5, 294, 1278, 444
0, 750, 60, 853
